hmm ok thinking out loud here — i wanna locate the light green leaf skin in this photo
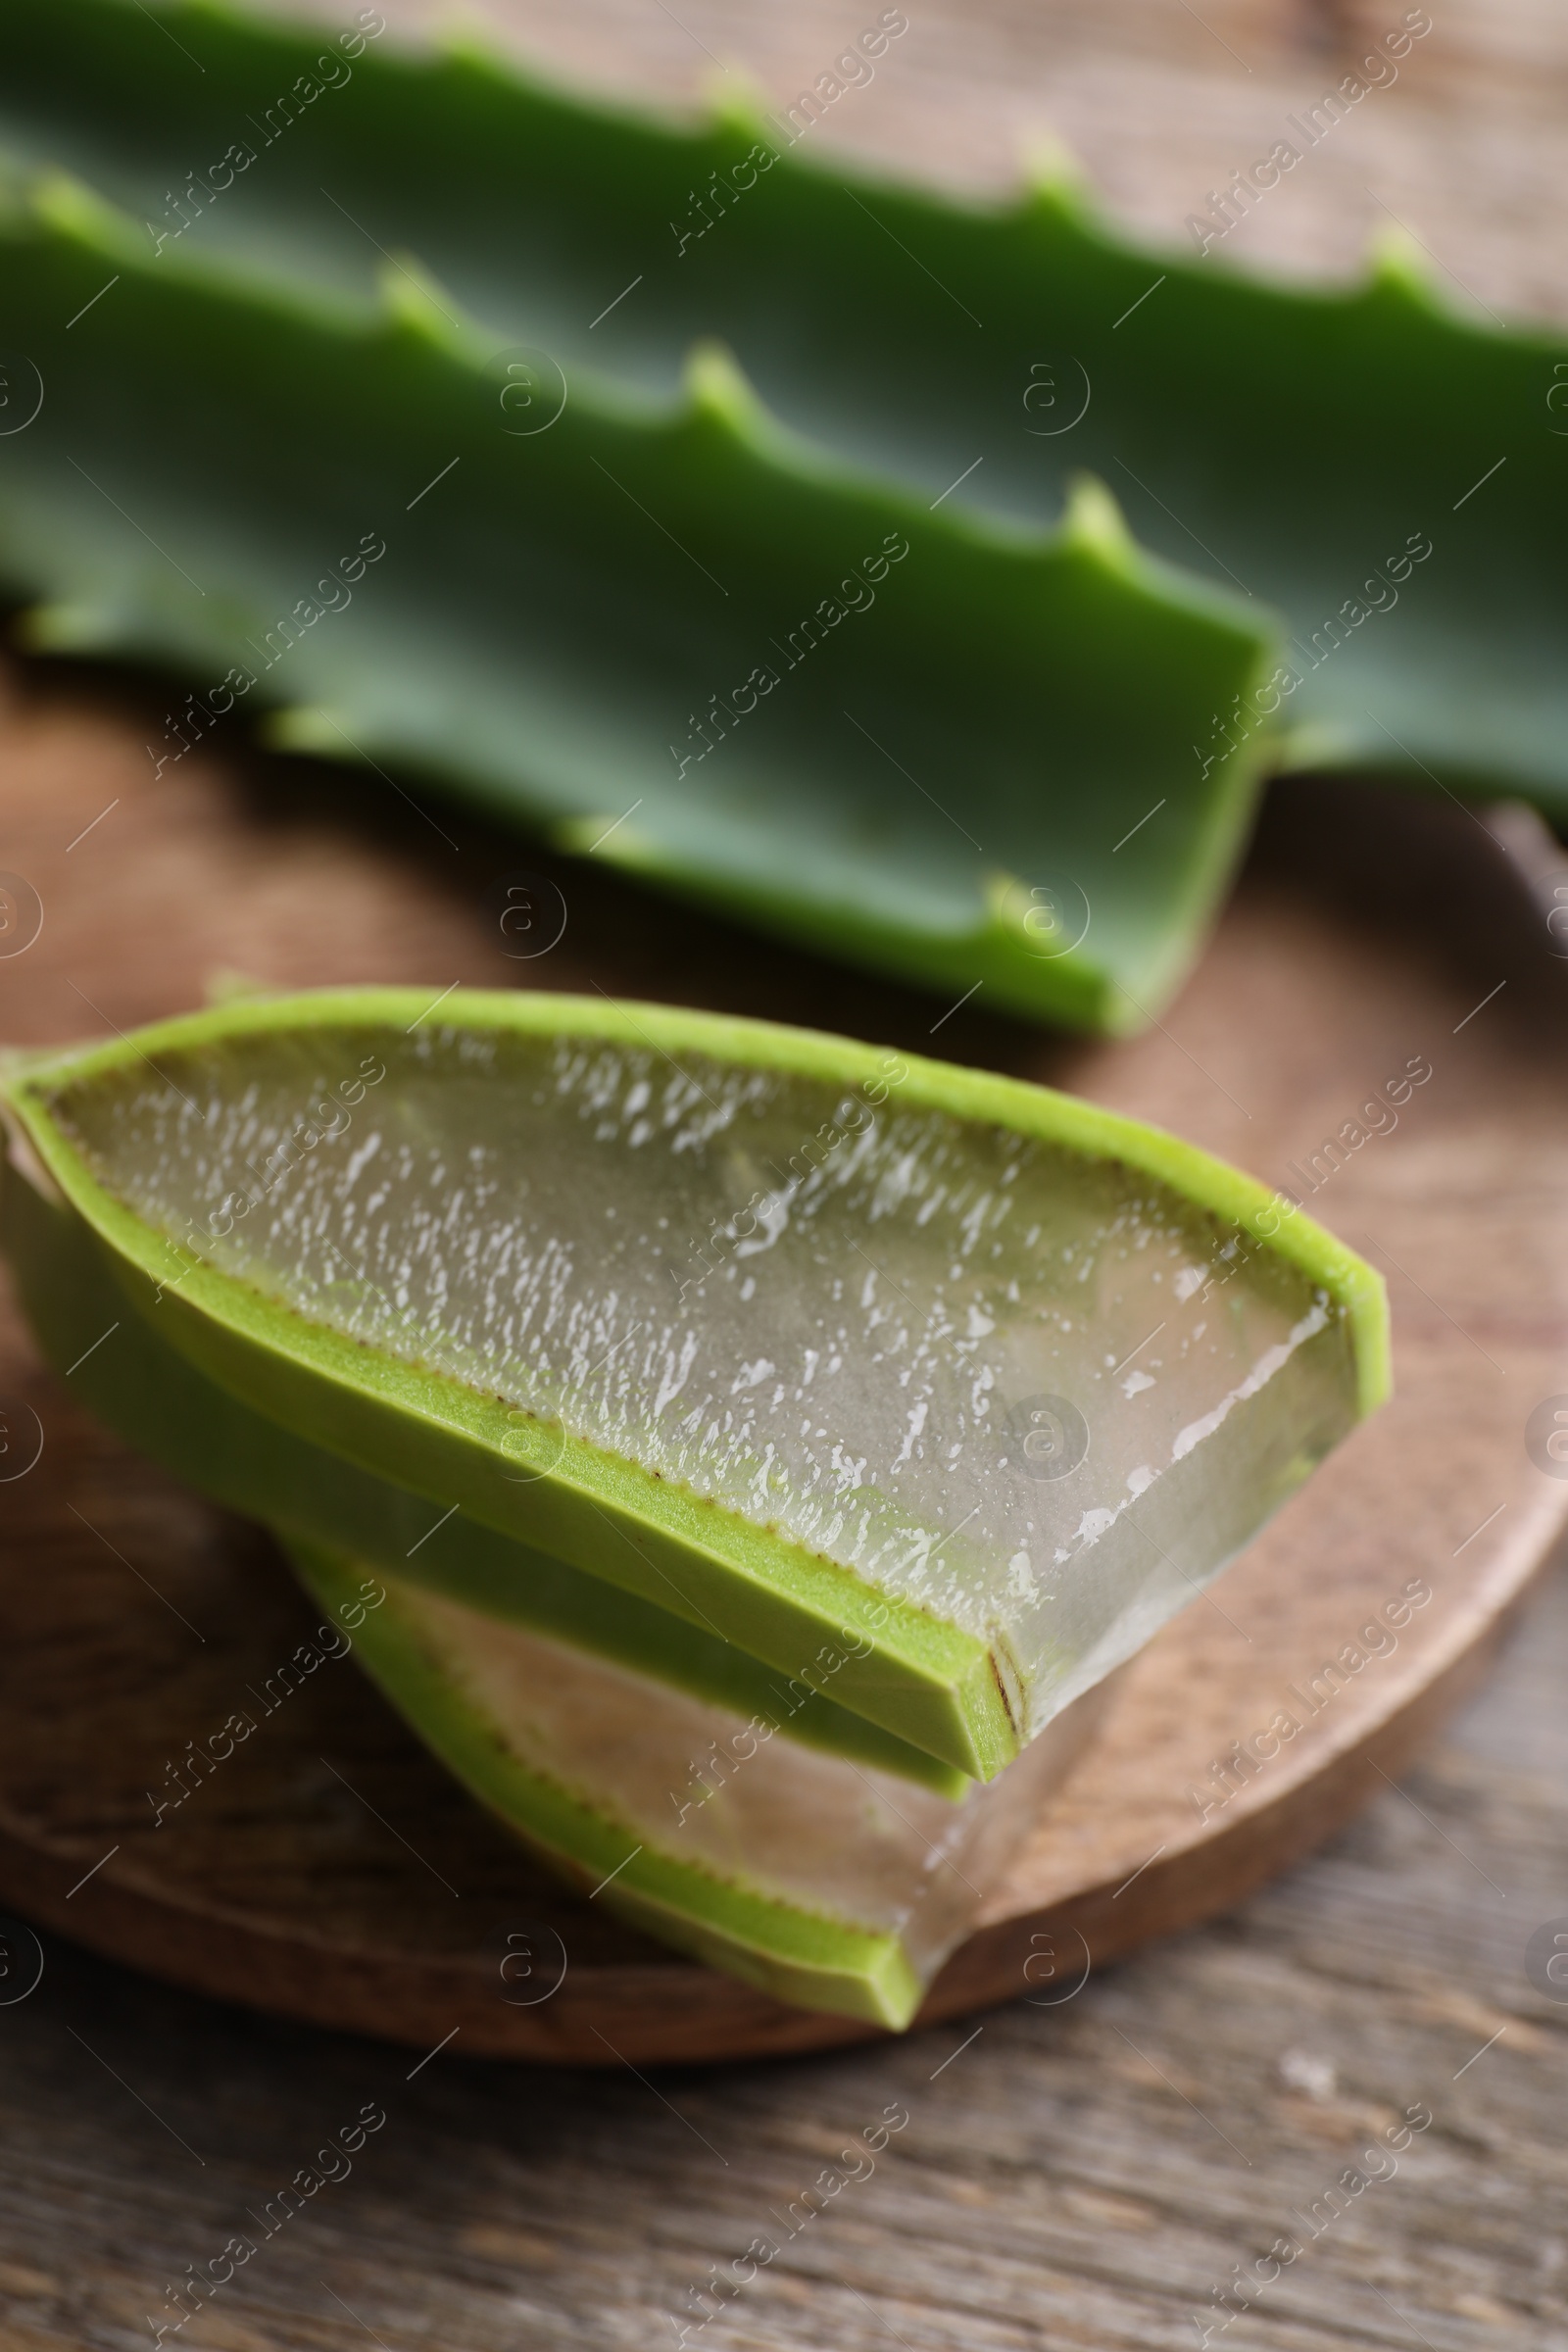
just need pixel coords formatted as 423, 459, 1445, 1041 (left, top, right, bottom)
0, 166, 1277, 1037
283, 1535, 928, 2030
4, 0, 1565, 802
0, 988, 1391, 1782
0, 1151, 968, 1795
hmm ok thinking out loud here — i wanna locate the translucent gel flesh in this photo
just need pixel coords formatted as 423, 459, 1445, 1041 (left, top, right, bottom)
52, 1024, 1358, 1732
372, 1564, 1105, 1988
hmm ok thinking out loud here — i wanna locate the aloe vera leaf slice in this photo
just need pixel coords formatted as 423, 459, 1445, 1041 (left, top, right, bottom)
1, 988, 1390, 1780
0, 169, 1274, 1038
4, 1, 1565, 806
0, 1143, 965, 1795
281, 1533, 1103, 2029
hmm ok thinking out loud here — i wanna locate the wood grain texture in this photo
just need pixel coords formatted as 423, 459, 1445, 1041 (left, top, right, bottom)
0, 1474, 1563, 2352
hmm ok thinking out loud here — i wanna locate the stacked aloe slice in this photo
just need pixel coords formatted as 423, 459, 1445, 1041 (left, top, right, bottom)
1, 992, 1388, 2022
1, 0, 1564, 1031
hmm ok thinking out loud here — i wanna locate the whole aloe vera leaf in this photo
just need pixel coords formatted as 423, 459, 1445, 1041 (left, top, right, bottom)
0, 1140, 965, 1795
0, 989, 1389, 1780
283, 1533, 1112, 2029
0, 184, 1279, 1038
3, 1, 1564, 804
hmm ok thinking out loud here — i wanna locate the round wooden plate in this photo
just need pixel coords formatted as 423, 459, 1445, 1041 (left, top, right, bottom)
1, 661, 1565, 2063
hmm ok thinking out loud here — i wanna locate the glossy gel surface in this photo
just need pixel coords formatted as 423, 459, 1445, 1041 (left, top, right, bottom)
52, 1018, 1358, 1733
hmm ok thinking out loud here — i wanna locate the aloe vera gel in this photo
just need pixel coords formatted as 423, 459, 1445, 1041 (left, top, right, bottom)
289, 1537, 1109, 2027
1, 993, 1388, 2018
40, 1012, 1376, 1732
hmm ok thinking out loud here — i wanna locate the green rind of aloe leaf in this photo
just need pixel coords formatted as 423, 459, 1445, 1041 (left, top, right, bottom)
4, 0, 1565, 808
0, 1148, 969, 1795
0, 151, 1278, 1033
0, 987, 1391, 1783
284, 1534, 928, 2031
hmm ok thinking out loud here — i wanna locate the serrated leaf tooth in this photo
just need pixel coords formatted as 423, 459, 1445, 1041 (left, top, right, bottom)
18, 600, 119, 654
552, 808, 655, 861
986, 867, 1094, 945
681, 337, 762, 430
262, 705, 351, 756
1019, 136, 1091, 221
29, 168, 125, 249
1364, 224, 1439, 305
1058, 471, 1135, 564
431, 15, 514, 72
704, 71, 781, 150
377, 255, 471, 350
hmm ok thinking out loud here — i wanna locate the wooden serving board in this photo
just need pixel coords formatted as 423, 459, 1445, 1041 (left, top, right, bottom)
0, 660, 1565, 2064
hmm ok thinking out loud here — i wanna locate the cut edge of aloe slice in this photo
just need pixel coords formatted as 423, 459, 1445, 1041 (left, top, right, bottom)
2, 988, 1391, 1780
283, 1532, 926, 2031
0, 1150, 968, 1796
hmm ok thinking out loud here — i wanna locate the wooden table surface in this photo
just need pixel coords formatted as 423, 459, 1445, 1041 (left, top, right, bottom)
2, 1546, 1565, 2352
5, 0, 1568, 2344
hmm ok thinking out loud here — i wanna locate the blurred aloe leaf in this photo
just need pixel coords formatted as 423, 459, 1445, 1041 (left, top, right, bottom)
3, 0, 1565, 807
0, 166, 1273, 1032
